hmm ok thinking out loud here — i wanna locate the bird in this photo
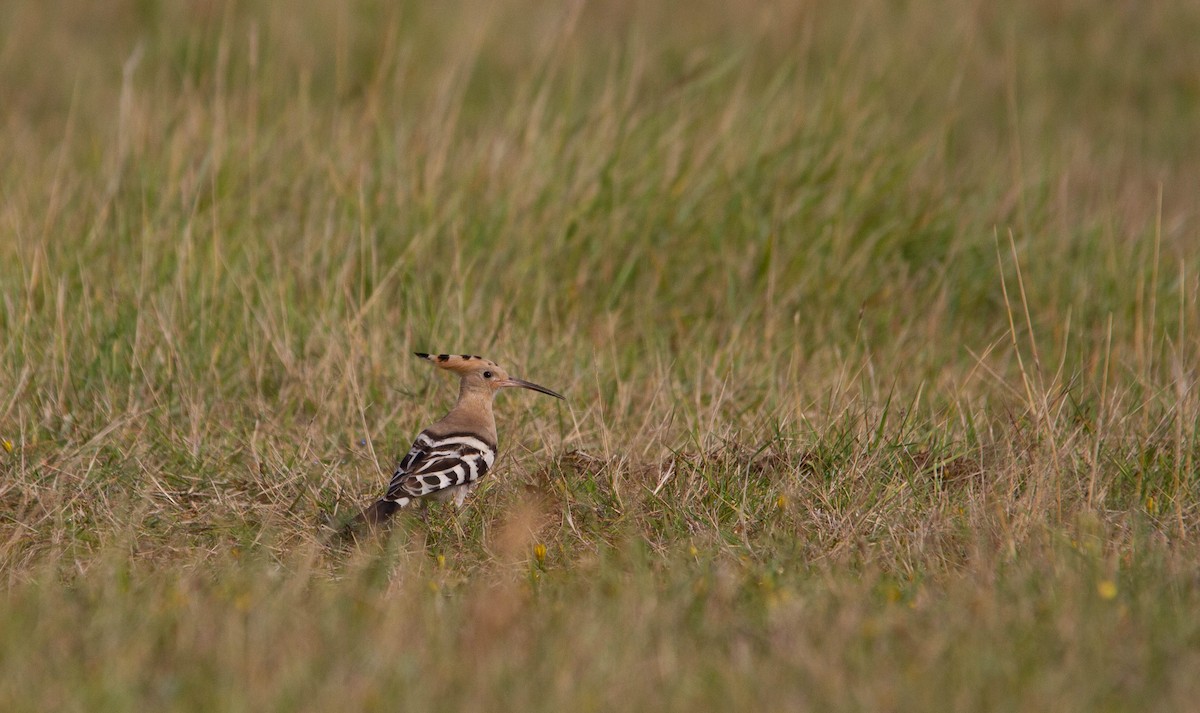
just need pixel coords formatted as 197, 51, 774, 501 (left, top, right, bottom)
356, 352, 564, 530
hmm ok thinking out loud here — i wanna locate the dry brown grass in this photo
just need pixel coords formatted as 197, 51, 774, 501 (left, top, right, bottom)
2, 0, 1199, 710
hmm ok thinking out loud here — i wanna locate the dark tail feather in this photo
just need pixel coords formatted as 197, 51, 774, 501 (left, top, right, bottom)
361, 499, 400, 527
332, 499, 400, 543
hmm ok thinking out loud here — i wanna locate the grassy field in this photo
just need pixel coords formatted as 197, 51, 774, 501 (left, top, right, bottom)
2, 0, 1200, 710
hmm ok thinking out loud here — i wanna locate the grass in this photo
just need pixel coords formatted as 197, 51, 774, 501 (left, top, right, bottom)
2, 0, 1200, 710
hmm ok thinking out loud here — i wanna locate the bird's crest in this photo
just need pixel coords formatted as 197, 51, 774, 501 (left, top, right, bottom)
414, 352, 498, 374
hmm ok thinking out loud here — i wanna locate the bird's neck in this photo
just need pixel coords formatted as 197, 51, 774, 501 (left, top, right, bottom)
439, 386, 497, 443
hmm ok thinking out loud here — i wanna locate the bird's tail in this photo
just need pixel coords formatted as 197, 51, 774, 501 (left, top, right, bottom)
361, 498, 403, 527
333, 497, 411, 543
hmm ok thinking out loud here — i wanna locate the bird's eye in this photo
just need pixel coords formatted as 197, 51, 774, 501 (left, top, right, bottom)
483, 371, 493, 379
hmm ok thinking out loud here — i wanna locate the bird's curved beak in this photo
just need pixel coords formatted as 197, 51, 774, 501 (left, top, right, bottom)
498, 377, 565, 400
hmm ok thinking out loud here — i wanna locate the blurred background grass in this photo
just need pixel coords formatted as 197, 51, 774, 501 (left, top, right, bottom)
1, 0, 1199, 710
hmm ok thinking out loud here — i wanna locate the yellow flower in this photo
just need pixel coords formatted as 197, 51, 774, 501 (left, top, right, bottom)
1145, 496, 1157, 515
436, 554, 446, 568
776, 494, 788, 510
1097, 580, 1118, 600
533, 543, 547, 565
1, 438, 12, 453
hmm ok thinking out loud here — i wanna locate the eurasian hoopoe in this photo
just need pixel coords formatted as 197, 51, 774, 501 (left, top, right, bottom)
359, 353, 564, 528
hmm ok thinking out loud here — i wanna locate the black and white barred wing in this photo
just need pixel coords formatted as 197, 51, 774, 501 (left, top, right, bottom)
384, 432, 496, 502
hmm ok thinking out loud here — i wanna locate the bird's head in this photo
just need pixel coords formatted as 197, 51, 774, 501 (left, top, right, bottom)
415, 353, 565, 400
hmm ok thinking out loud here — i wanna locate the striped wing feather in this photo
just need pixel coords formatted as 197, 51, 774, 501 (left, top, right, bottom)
384, 432, 496, 501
